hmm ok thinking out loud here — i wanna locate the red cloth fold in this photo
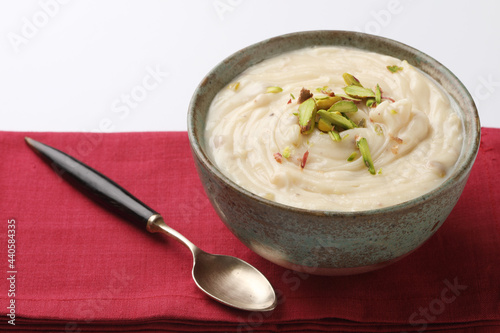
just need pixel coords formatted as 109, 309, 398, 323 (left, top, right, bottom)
0, 129, 499, 332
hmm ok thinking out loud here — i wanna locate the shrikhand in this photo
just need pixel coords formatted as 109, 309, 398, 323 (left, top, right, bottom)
204, 47, 463, 211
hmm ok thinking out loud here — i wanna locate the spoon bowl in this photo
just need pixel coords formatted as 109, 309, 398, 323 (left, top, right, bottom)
147, 214, 277, 311
193, 252, 277, 311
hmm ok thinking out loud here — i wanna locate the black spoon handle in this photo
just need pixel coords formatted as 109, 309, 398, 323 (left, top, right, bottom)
25, 137, 158, 227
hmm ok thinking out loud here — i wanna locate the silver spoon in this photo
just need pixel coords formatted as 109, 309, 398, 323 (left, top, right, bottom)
25, 137, 277, 312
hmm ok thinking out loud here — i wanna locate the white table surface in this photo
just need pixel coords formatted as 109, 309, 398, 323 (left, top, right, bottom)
1, 0, 499, 132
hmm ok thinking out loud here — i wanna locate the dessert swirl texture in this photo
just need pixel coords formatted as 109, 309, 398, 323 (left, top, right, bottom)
205, 47, 463, 211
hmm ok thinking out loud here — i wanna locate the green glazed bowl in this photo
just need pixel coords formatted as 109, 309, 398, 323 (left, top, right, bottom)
187, 31, 480, 275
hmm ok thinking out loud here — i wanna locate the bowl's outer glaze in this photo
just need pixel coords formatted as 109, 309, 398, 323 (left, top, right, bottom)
188, 31, 480, 275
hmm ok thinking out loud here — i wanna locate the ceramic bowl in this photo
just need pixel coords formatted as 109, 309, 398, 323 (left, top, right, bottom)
187, 31, 480, 275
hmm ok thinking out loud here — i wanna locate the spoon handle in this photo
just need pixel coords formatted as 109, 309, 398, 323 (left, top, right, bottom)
25, 137, 157, 227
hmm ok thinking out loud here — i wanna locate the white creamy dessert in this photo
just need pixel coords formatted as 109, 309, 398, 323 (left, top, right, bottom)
205, 47, 463, 211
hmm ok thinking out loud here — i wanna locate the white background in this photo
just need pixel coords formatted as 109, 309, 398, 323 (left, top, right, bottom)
1, 0, 499, 132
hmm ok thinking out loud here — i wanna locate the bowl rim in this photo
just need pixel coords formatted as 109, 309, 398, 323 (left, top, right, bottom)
188, 30, 481, 217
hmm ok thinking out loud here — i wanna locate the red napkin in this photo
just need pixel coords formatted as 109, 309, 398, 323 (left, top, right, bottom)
1, 129, 499, 332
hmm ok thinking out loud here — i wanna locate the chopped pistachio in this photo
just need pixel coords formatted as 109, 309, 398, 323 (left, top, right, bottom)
374, 124, 384, 136
266, 86, 283, 93
342, 73, 362, 87
377, 168, 383, 175
390, 109, 398, 115
328, 100, 358, 113
358, 118, 366, 128
366, 98, 375, 107
387, 65, 403, 73
317, 117, 333, 132
343, 85, 375, 98
341, 112, 358, 128
328, 129, 341, 142
317, 110, 356, 130
227, 82, 240, 91
347, 152, 358, 162
282, 146, 291, 158
336, 94, 362, 102
342, 133, 350, 140
315, 85, 331, 93
298, 98, 317, 134
316, 96, 342, 110
375, 84, 382, 104
356, 137, 376, 175
290, 93, 295, 100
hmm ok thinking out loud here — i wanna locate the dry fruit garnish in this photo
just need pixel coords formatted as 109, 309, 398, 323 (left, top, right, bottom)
298, 98, 317, 134
300, 150, 309, 169
343, 85, 376, 98
328, 129, 341, 142
282, 146, 291, 159
273, 152, 283, 163
227, 82, 240, 91
366, 98, 375, 108
297, 88, 313, 104
317, 110, 356, 130
375, 84, 382, 104
315, 86, 335, 96
285, 72, 395, 173
347, 152, 358, 161
315, 96, 342, 110
342, 73, 394, 108
342, 73, 363, 87
387, 65, 403, 73
328, 100, 358, 113
389, 134, 403, 144
336, 94, 362, 102
266, 86, 283, 93
317, 117, 333, 132
356, 137, 376, 175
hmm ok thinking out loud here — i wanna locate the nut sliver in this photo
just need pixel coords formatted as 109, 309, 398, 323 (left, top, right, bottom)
343, 85, 375, 98
356, 137, 376, 175
329, 130, 341, 142
342, 73, 362, 87
298, 98, 317, 134
317, 118, 333, 132
316, 96, 342, 110
317, 110, 355, 130
328, 100, 358, 113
